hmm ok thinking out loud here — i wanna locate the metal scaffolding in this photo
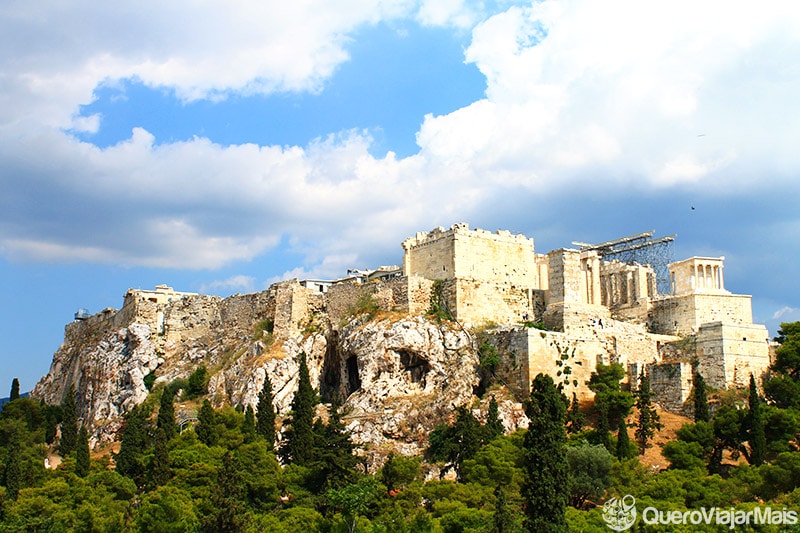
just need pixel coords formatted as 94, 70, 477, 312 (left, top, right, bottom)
573, 230, 676, 295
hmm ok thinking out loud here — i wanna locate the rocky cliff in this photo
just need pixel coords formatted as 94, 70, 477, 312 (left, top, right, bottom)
31, 288, 522, 457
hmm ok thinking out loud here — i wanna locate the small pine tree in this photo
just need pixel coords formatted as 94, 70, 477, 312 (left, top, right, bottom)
75, 425, 90, 477
186, 366, 208, 399
157, 388, 176, 441
255, 374, 276, 448
59, 384, 79, 456
486, 395, 505, 440
149, 428, 171, 488
748, 374, 767, 466
281, 352, 317, 465
634, 370, 662, 454
521, 373, 569, 533
242, 405, 256, 443
693, 372, 710, 423
196, 399, 218, 446
10, 378, 20, 401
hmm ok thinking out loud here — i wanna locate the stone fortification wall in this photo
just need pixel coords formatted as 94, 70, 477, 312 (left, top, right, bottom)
696, 322, 771, 389
324, 276, 435, 328
649, 362, 693, 413
488, 324, 676, 402
402, 223, 539, 287
650, 293, 754, 335
452, 279, 536, 326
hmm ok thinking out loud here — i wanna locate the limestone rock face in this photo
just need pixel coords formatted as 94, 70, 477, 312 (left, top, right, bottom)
32, 323, 161, 440
335, 316, 479, 454
31, 287, 498, 455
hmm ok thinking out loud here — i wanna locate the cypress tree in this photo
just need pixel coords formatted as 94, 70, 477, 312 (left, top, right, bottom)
494, 485, 513, 533
9, 378, 20, 401
242, 405, 256, 443
281, 352, 316, 465
693, 372, 710, 423
196, 399, 218, 446
210, 451, 246, 532
634, 369, 662, 454
157, 387, 176, 441
149, 428, 171, 488
75, 425, 90, 477
486, 395, 505, 440
566, 392, 585, 434
255, 374, 276, 448
116, 405, 148, 487
311, 397, 360, 490
44, 405, 58, 445
3, 439, 23, 499
521, 373, 569, 533
59, 384, 79, 455
616, 415, 632, 460
748, 374, 767, 466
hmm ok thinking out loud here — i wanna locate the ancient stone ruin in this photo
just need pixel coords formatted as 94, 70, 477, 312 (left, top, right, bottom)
32, 223, 771, 450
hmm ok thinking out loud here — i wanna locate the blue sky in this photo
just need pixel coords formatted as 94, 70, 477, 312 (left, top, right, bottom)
1, 0, 799, 393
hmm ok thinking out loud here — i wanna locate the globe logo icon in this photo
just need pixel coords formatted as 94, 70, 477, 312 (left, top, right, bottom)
602, 494, 637, 531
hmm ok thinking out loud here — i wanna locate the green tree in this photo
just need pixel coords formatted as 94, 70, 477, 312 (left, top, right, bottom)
3, 438, 23, 499
634, 369, 662, 454
242, 405, 256, 443
256, 374, 276, 448
521, 373, 569, 532
566, 441, 613, 508
209, 451, 246, 532
186, 365, 208, 399
9, 378, 20, 401
427, 405, 486, 481
588, 364, 633, 451
747, 374, 766, 466
486, 395, 505, 440
310, 398, 360, 491
75, 425, 90, 477
157, 387, 176, 441
281, 352, 317, 465
380, 452, 420, 493
765, 322, 800, 408
59, 383, 79, 455
693, 371, 710, 422
136, 485, 200, 533
149, 427, 171, 488
616, 416, 633, 460
115, 404, 149, 487
196, 399, 218, 446
493, 485, 513, 533
566, 392, 585, 434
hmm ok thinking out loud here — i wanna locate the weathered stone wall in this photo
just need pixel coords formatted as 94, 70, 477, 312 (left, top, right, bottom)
649, 362, 693, 413
650, 293, 754, 335
453, 279, 534, 326
696, 322, 771, 389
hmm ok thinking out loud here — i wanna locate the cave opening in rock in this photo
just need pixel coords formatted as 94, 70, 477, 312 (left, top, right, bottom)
398, 350, 430, 387
346, 355, 361, 395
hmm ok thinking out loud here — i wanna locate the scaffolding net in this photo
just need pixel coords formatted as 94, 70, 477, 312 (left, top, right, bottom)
573, 231, 676, 295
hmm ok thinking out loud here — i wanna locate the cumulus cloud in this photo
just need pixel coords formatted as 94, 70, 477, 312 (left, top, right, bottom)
1, 0, 799, 312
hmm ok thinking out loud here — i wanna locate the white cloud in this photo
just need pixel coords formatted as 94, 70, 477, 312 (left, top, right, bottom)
773, 307, 799, 320
1, 0, 800, 301
200, 275, 257, 295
